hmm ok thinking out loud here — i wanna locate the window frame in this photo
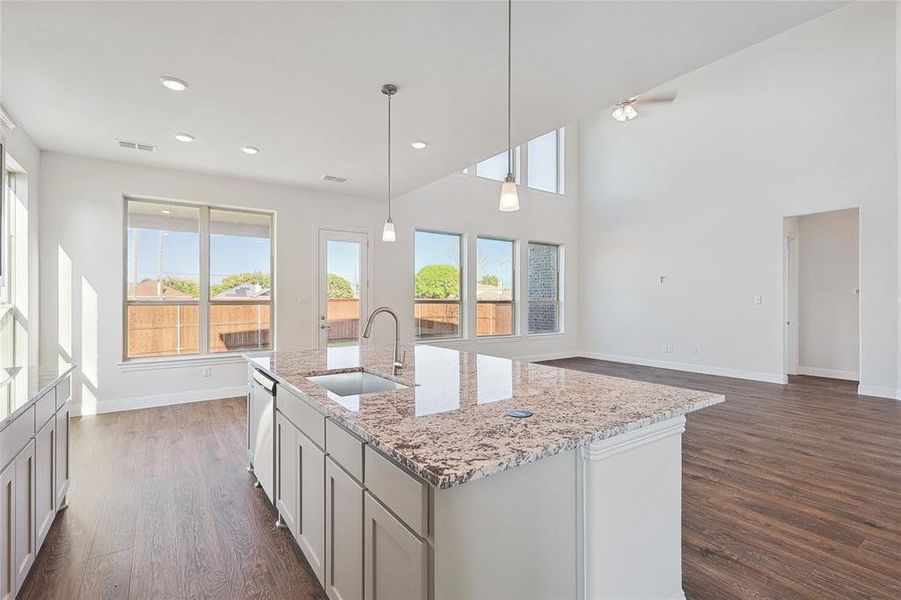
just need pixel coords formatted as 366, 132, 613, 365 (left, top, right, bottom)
460, 127, 565, 195
413, 228, 465, 341
475, 235, 517, 338
526, 242, 563, 336
122, 196, 275, 362
474, 147, 521, 184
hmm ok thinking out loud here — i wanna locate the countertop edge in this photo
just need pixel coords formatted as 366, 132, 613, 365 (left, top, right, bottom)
0, 364, 76, 434
245, 355, 724, 489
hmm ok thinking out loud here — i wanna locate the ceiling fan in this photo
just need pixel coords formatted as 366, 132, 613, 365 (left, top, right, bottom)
611, 93, 677, 122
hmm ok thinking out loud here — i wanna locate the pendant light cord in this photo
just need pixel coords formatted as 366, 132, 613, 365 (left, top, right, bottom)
507, 0, 512, 178
387, 91, 392, 219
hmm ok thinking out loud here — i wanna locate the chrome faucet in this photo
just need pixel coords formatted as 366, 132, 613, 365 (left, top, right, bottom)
362, 306, 405, 374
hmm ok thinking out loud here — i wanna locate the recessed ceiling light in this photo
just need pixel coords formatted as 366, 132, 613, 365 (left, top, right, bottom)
411, 141, 428, 150
241, 146, 260, 155
160, 76, 189, 92
161, 209, 171, 215
174, 133, 195, 143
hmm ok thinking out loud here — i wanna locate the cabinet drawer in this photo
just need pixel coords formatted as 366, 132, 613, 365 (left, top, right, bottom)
0, 406, 34, 473
34, 389, 56, 430
364, 446, 428, 536
326, 419, 364, 483
55, 375, 71, 410
278, 389, 325, 449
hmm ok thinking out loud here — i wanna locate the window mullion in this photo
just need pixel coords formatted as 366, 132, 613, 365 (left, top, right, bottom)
199, 206, 211, 354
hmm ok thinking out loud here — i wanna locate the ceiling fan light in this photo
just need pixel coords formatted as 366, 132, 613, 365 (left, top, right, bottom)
498, 175, 520, 212
382, 217, 396, 242
624, 103, 638, 120
611, 106, 626, 122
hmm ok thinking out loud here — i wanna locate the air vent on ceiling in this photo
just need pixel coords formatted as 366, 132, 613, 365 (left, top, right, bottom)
118, 140, 157, 152
321, 174, 349, 183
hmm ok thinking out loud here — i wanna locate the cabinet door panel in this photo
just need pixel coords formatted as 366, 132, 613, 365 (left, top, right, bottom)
325, 457, 363, 600
55, 401, 70, 508
276, 412, 298, 534
297, 431, 325, 585
13, 441, 34, 594
35, 419, 55, 550
363, 493, 427, 600
0, 463, 14, 600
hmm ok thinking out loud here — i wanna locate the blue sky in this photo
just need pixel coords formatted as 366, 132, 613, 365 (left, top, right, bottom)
414, 231, 513, 289
127, 229, 269, 285
327, 240, 361, 288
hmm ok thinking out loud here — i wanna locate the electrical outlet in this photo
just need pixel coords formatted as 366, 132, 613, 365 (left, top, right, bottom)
662, 344, 674, 354
690, 347, 698, 356
753, 295, 762, 305
202, 366, 212, 377
659, 275, 668, 286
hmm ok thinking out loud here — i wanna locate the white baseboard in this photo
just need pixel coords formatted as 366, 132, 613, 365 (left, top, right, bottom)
580, 352, 786, 384
796, 366, 859, 381
516, 351, 580, 363
72, 385, 247, 416
857, 385, 900, 401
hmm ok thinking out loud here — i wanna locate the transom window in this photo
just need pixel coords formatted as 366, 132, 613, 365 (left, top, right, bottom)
469, 127, 565, 194
125, 198, 273, 359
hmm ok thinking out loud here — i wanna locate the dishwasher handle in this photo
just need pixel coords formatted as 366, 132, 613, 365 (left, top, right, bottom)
252, 370, 276, 393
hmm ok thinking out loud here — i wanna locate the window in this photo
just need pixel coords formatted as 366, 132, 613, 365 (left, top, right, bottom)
477, 237, 514, 337
527, 128, 564, 194
527, 243, 561, 334
125, 199, 273, 359
475, 148, 520, 183
414, 230, 463, 339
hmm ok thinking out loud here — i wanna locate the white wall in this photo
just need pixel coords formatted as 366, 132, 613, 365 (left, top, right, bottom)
39, 152, 387, 414
579, 2, 898, 395
797, 209, 859, 380
3, 124, 41, 368
40, 143, 581, 414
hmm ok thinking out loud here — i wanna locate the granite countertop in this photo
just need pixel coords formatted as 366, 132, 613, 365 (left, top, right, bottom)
246, 345, 723, 488
0, 361, 75, 431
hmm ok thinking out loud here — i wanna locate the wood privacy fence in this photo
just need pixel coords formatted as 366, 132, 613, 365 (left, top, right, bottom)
128, 298, 514, 357
127, 303, 271, 358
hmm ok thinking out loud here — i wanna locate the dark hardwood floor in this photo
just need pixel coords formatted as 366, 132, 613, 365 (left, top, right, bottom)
544, 358, 901, 600
20, 359, 901, 599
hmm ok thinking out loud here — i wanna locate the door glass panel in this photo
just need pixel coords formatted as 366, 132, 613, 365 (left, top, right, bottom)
326, 240, 362, 346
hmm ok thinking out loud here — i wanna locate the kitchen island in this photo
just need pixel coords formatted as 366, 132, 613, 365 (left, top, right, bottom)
245, 344, 723, 600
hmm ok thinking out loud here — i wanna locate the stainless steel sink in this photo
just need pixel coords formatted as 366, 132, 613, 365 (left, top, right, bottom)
306, 371, 408, 397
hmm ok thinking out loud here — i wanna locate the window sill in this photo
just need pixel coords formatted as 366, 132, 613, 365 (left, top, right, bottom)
119, 352, 251, 372
415, 337, 466, 346
526, 332, 566, 339
475, 334, 521, 343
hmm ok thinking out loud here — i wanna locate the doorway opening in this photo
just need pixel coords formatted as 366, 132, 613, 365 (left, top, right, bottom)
783, 208, 860, 382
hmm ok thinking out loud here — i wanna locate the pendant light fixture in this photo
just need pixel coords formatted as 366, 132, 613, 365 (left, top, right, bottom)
381, 83, 398, 242
498, 0, 520, 212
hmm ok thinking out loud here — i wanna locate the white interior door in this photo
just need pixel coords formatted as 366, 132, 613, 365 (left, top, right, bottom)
317, 229, 369, 349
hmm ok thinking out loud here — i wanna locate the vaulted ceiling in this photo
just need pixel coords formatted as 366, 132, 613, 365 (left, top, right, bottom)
1, 1, 844, 197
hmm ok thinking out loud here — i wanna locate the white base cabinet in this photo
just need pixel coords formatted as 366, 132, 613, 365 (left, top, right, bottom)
363, 492, 427, 600
295, 425, 325, 585
325, 457, 363, 600
34, 419, 55, 550
0, 459, 14, 600
54, 400, 70, 509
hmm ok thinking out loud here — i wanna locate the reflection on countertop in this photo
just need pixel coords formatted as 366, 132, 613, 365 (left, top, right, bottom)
245, 345, 723, 488
0, 361, 75, 429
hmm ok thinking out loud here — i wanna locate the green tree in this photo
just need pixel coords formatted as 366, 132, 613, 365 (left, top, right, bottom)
415, 265, 460, 299
160, 277, 199, 298
327, 273, 355, 299
479, 274, 499, 287
211, 271, 271, 297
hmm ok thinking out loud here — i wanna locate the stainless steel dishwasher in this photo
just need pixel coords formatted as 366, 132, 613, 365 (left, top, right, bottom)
248, 369, 276, 504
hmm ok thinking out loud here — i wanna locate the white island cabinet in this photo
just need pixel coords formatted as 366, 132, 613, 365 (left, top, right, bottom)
0, 363, 75, 597
244, 346, 722, 600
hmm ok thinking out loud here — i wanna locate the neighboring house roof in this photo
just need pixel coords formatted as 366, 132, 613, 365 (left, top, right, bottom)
213, 282, 271, 300
476, 282, 512, 301
127, 280, 191, 299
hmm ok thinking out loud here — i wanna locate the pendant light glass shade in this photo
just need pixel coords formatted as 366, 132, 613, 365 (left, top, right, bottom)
499, 174, 520, 212
381, 217, 396, 242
